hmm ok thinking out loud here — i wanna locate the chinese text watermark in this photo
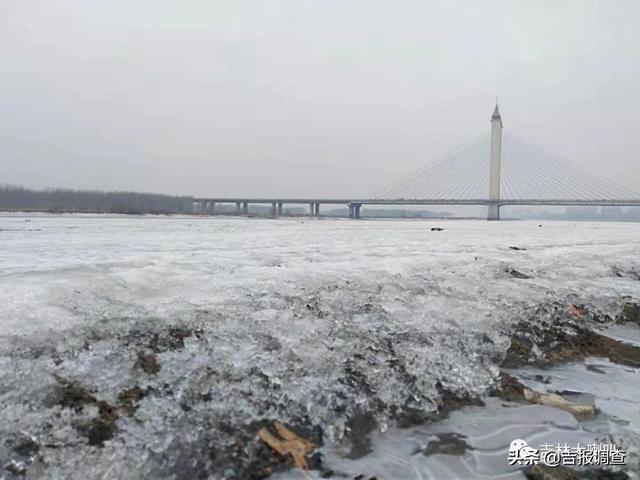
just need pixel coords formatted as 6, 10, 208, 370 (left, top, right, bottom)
508, 439, 626, 467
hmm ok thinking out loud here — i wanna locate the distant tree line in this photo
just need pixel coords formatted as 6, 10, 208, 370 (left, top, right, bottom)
0, 185, 194, 214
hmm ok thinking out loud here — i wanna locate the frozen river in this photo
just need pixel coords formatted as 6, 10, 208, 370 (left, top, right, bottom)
1, 214, 639, 479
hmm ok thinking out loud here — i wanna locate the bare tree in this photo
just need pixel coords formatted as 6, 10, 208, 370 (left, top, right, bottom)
0, 185, 193, 214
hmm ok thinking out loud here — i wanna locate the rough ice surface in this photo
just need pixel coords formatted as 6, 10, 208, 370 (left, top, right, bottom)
1, 214, 640, 479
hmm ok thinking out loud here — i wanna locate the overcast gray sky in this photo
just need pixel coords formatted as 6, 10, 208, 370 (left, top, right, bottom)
1, 0, 639, 197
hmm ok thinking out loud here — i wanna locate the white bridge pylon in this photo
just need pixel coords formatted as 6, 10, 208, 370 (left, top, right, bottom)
371, 105, 640, 220
488, 104, 503, 220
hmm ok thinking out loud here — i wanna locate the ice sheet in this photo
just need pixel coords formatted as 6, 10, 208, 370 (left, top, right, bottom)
1, 214, 639, 479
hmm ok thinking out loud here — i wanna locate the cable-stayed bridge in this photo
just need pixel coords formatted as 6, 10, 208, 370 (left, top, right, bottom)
193, 106, 640, 220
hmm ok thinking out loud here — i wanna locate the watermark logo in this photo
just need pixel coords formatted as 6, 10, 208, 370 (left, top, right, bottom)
508, 439, 626, 467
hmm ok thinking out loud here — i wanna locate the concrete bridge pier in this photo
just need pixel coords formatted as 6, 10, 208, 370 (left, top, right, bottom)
349, 203, 361, 219
487, 203, 500, 221
201, 201, 209, 215
271, 202, 277, 217
314, 202, 320, 216
235, 202, 241, 214
277, 202, 283, 216
242, 202, 249, 215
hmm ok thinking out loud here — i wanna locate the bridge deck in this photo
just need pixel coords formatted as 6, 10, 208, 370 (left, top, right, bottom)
193, 198, 640, 207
